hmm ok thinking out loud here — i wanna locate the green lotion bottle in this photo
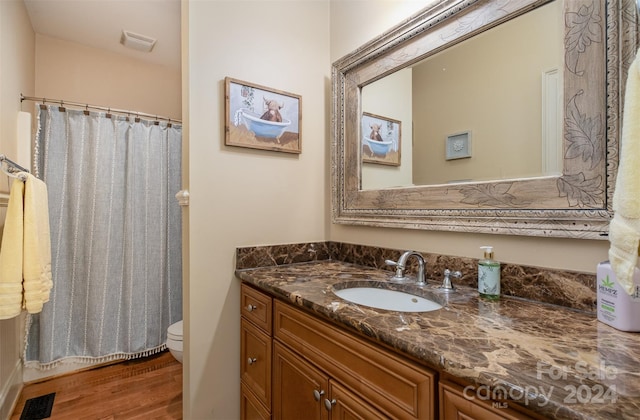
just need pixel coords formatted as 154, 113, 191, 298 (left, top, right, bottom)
478, 246, 500, 300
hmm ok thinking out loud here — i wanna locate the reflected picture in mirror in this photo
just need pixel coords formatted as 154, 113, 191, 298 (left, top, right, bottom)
445, 132, 472, 161
361, 112, 401, 166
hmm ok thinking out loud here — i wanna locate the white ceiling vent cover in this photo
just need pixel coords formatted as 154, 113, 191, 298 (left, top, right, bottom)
120, 30, 157, 52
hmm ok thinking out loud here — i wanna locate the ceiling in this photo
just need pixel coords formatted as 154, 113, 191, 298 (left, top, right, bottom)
23, 0, 181, 70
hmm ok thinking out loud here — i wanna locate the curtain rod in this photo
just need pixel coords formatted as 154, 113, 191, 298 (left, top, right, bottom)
20, 94, 182, 124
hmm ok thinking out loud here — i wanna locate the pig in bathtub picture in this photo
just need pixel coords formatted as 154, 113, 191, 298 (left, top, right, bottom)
361, 112, 401, 166
225, 77, 302, 154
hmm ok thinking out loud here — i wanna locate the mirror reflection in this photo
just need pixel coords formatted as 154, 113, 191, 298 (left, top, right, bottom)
361, 0, 562, 190
333, 0, 627, 237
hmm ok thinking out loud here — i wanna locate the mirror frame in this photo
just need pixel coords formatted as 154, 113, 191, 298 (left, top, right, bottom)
332, 0, 638, 239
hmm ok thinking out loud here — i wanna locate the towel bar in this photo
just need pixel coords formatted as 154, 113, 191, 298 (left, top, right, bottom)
0, 154, 29, 181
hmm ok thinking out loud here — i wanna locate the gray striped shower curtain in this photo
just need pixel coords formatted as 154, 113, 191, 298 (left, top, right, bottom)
25, 105, 182, 368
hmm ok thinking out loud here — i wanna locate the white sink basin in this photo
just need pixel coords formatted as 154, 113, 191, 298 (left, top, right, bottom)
333, 287, 442, 312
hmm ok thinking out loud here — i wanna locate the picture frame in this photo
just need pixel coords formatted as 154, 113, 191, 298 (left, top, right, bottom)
225, 77, 302, 154
361, 112, 401, 166
445, 131, 472, 160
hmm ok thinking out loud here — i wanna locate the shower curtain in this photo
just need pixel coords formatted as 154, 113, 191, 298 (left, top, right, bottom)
24, 105, 182, 368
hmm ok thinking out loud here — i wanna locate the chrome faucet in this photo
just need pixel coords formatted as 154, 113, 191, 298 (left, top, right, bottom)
385, 251, 426, 286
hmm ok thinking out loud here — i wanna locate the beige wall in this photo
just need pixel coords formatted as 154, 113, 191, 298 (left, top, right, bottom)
1, 0, 35, 189
35, 35, 181, 120
0, 0, 34, 417
185, 1, 329, 418
328, 1, 609, 273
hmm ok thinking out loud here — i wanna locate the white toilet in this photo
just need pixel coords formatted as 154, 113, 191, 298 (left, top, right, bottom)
166, 320, 183, 363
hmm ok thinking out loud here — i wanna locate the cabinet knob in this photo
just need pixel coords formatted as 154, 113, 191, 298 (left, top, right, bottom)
247, 357, 257, 365
324, 399, 336, 411
313, 389, 325, 401
246, 304, 256, 312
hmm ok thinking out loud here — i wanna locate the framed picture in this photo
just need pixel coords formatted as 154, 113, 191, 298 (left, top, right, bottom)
225, 77, 302, 154
361, 112, 401, 166
445, 131, 472, 160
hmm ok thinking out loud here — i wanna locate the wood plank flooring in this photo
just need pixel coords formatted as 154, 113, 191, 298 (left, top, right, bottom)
10, 351, 182, 420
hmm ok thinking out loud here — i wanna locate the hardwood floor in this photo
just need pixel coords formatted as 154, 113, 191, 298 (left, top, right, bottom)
10, 351, 182, 420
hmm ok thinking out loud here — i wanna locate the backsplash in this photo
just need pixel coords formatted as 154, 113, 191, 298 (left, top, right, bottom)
236, 241, 596, 313
235, 242, 332, 268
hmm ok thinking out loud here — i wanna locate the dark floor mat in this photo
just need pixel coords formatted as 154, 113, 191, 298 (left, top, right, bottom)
20, 392, 55, 420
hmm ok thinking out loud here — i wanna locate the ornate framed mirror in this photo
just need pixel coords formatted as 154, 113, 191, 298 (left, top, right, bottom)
331, 0, 639, 238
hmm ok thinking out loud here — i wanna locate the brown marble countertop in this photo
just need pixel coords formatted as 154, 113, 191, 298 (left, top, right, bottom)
236, 260, 640, 420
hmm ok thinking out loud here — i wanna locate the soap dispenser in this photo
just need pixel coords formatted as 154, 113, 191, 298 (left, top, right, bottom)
478, 246, 500, 300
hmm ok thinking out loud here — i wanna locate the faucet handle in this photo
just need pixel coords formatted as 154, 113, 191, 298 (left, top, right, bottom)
385, 259, 409, 283
385, 259, 400, 268
439, 269, 461, 292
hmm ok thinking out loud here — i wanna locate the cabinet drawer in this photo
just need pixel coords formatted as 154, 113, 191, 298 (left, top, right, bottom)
242, 283, 273, 334
241, 318, 272, 409
439, 381, 534, 420
241, 381, 271, 420
274, 300, 435, 419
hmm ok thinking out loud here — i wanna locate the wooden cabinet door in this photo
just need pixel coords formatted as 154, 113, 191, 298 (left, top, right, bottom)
327, 380, 386, 420
440, 381, 533, 420
241, 382, 271, 420
273, 341, 329, 420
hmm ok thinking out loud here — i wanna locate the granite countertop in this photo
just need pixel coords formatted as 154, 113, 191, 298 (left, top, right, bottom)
236, 260, 640, 420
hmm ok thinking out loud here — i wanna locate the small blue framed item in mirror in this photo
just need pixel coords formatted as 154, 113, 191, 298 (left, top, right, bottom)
445, 131, 471, 160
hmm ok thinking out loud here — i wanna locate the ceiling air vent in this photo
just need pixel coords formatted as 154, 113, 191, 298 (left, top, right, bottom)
120, 30, 157, 53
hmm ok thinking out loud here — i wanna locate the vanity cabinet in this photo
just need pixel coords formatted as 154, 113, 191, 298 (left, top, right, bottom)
241, 284, 273, 419
241, 282, 536, 420
273, 300, 436, 419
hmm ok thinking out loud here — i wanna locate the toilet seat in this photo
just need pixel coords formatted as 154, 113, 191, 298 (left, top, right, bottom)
167, 337, 183, 351
166, 320, 184, 363
167, 320, 183, 341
